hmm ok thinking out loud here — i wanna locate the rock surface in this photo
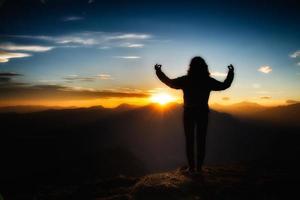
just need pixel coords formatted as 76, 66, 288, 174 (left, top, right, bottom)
5, 165, 295, 200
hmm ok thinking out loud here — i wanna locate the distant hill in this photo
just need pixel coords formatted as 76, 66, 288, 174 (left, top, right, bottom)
0, 104, 139, 113
0, 105, 75, 113
211, 101, 266, 116
254, 103, 300, 126
115, 103, 139, 112
212, 102, 300, 126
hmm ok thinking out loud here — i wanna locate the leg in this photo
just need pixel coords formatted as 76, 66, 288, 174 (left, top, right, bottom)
196, 113, 209, 172
183, 109, 195, 172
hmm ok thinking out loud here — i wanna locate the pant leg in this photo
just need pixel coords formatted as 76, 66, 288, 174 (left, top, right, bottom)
183, 108, 195, 170
196, 111, 209, 171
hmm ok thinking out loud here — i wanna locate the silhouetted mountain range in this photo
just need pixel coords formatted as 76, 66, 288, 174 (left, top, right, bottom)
212, 101, 266, 116
212, 102, 300, 126
1, 103, 299, 199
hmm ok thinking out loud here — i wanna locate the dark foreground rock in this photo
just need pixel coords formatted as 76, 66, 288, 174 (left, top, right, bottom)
2, 165, 300, 200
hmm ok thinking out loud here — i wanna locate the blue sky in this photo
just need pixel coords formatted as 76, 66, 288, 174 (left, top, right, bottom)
0, 0, 299, 106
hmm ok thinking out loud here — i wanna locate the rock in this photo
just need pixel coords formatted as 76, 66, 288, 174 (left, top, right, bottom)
131, 169, 195, 199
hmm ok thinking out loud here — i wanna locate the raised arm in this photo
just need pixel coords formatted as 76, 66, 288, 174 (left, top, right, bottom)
210, 64, 234, 91
154, 64, 185, 89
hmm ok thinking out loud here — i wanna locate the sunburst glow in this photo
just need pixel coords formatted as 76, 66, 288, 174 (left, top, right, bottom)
150, 93, 175, 105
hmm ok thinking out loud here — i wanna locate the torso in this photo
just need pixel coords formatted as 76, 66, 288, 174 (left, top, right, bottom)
182, 76, 211, 109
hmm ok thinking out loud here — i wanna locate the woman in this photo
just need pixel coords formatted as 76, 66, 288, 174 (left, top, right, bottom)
155, 56, 234, 173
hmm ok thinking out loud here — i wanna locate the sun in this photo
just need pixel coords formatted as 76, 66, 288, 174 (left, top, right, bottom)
150, 93, 175, 105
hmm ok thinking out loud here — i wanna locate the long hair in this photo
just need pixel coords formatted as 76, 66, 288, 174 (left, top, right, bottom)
187, 56, 210, 78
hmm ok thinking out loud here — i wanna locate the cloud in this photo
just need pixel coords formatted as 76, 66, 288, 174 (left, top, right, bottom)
120, 43, 144, 48
0, 72, 23, 83
222, 97, 230, 101
98, 46, 111, 50
38, 79, 62, 83
128, 44, 144, 48
63, 74, 113, 82
258, 66, 272, 74
290, 50, 300, 58
0, 84, 149, 101
210, 72, 227, 77
0, 77, 11, 83
0, 51, 31, 63
97, 74, 113, 80
286, 99, 300, 104
107, 33, 151, 40
108, 87, 144, 93
62, 16, 85, 21
0, 43, 54, 52
114, 56, 141, 59
0, 72, 22, 76
56, 36, 97, 45
260, 96, 271, 99
297, 62, 300, 66
7, 32, 152, 49
63, 75, 96, 82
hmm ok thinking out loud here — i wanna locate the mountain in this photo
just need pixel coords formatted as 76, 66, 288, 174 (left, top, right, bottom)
253, 103, 300, 126
212, 102, 300, 127
0, 105, 76, 113
1, 102, 300, 199
115, 103, 139, 112
211, 101, 266, 116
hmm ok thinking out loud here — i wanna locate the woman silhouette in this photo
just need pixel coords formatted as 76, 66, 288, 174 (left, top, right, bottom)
155, 56, 234, 173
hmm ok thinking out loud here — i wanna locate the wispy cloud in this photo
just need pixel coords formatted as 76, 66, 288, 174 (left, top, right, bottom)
0, 84, 149, 101
107, 87, 144, 93
5, 32, 152, 49
56, 36, 97, 45
0, 72, 22, 76
258, 65, 272, 74
63, 75, 95, 82
97, 74, 113, 80
98, 46, 111, 50
128, 44, 144, 48
0, 51, 31, 63
260, 96, 271, 99
107, 33, 151, 40
211, 71, 227, 77
62, 16, 85, 22
290, 50, 300, 58
0, 43, 54, 52
63, 74, 113, 82
286, 99, 300, 104
114, 56, 141, 59
120, 43, 144, 48
38, 79, 62, 83
0, 72, 22, 83
222, 97, 230, 101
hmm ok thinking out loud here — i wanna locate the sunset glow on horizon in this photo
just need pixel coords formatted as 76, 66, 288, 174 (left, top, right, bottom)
150, 93, 176, 105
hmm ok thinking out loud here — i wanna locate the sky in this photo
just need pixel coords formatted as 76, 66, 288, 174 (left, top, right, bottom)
0, 0, 299, 107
